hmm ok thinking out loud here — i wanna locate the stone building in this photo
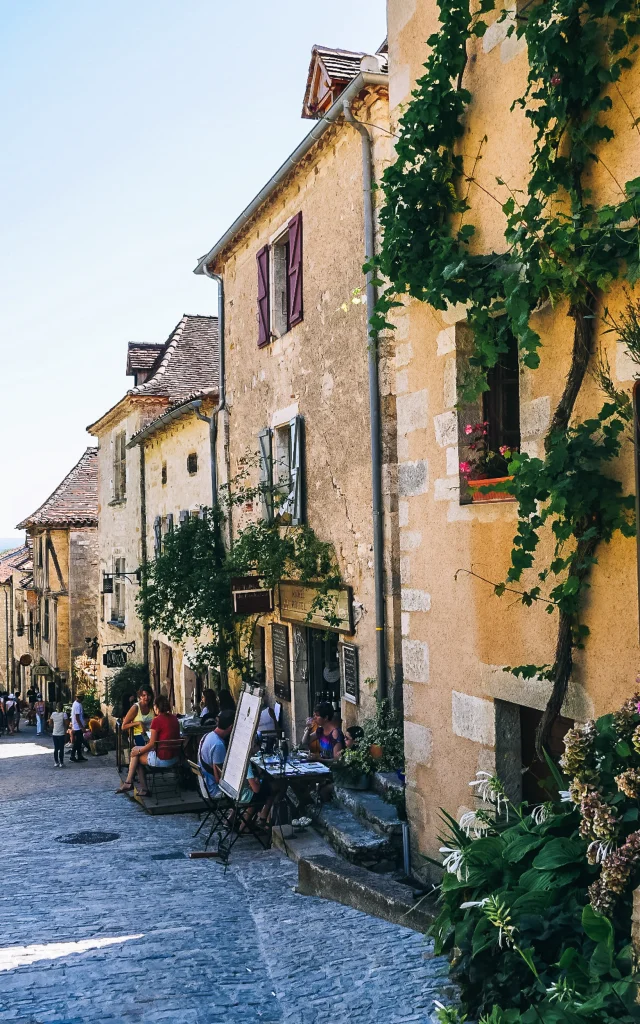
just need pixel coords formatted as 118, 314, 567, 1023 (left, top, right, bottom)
193, 44, 399, 741
0, 543, 31, 694
87, 314, 218, 707
15, 450, 99, 703
385, 0, 640, 874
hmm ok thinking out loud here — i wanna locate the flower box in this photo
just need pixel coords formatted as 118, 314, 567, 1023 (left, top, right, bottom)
467, 476, 514, 503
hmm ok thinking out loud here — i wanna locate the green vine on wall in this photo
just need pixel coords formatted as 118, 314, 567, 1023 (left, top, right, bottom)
138, 465, 343, 684
376, 0, 640, 753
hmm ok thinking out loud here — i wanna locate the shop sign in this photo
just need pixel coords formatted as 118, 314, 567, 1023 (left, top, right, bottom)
103, 648, 127, 669
271, 623, 291, 701
277, 582, 354, 634
340, 643, 359, 705
231, 577, 274, 615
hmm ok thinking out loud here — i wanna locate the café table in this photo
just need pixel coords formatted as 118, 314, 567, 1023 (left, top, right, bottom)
250, 753, 332, 826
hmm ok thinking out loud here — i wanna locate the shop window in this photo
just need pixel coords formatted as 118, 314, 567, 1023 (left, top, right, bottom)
256, 212, 303, 347
111, 556, 126, 625
161, 462, 167, 485
258, 416, 304, 525
457, 326, 520, 503
113, 430, 127, 501
187, 452, 198, 475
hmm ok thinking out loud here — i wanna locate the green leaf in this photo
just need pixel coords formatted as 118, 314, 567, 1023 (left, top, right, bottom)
616, 740, 632, 757
582, 904, 614, 947
503, 834, 546, 863
532, 838, 584, 870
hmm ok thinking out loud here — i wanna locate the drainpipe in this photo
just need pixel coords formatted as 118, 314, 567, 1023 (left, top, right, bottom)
343, 97, 387, 702
4, 589, 9, 687
139, 445, 149, 667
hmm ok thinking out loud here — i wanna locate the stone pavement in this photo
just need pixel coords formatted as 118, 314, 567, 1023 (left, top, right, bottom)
0, 730, 453, 1024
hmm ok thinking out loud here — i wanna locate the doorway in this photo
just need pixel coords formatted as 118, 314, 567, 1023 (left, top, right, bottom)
307, 628, 340, 713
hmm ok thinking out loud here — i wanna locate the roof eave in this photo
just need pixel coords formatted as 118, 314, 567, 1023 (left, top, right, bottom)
193, 70, 388, 274
126, 391, 217, 449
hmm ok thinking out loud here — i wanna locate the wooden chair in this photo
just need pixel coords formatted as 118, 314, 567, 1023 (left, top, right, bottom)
145, 739, 185, 805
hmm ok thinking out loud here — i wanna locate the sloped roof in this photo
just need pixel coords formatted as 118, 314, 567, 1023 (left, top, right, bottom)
16, 449, 98, 530
126, 342, 165, 376
0, 545, 31, 583
302, 45, 388, 118
130, 315, 219, 399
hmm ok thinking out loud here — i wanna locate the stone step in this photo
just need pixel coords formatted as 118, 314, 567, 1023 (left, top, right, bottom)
297, 854, 438, 934
373, 770, 405, 803
334, 785, 404, 836
318, 803, 395, 866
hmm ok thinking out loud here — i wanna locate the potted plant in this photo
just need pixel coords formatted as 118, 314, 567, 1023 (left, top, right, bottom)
459, 421, 516, 502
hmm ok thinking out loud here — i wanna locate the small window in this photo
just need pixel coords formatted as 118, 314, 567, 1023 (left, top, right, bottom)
272, 231, 290, 338
43, 599, 50, 642
256, 212, 303, 347
458, 327, 520, 503
187, 452, 198, 475
37, 537, 43, 568
112, 556, 126, 625
258, 416, 304, 525
114, 431, 127, 501
161, 462, 167, 485
28, 611, 34, 648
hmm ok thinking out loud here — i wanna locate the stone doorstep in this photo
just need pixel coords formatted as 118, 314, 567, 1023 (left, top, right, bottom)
297, 854, 437, 934
318, 803, 394, 863
334, 784, 404, 836
373, 770, 405, 803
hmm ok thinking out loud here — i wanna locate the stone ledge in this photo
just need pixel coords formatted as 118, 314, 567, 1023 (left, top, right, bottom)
334, 785, 404, 836
297, 854, 437, 933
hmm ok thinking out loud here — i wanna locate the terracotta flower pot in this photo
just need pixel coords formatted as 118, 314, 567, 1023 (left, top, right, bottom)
369, 743, 384, 760
467, 476, 514, 503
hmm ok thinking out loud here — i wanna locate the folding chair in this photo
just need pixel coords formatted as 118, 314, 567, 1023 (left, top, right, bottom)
189, 760, 233, 850
145, 739, 185, 805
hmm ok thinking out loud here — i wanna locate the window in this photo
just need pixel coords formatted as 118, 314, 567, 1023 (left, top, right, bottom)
161, 462, 167, 485
258, 416, 304, 524
153, 516, 162, 558
187, 452, 198, 475
43, 599, 50, 642
457, 327, 520, 503
113, 431, 127, 501
37, 537, 43, 568
111, 557, 126, 625
28, 611, 34, 648
257, 212, 303, 347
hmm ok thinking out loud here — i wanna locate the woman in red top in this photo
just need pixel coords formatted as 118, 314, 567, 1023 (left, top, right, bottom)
116, 694, 182, 796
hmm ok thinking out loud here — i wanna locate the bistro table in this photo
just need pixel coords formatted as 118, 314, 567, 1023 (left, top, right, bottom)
250, 752, 332, 826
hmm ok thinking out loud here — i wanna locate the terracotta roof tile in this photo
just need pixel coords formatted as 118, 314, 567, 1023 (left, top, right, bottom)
130, 315, 219, 400
16, 449, 98, 530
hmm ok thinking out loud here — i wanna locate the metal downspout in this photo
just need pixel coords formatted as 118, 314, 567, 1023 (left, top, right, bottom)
139, 445, 149, 667
4, 589, 9, 687
342, 97, 387, 702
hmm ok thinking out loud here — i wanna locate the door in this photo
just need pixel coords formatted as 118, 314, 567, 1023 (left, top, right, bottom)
307, 628, 340, 713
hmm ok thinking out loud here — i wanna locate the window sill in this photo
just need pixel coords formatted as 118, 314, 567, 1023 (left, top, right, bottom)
107, 620, 126, 630
108, 498, 127, 507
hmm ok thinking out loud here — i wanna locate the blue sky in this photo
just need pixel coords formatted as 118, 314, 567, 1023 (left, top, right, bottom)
0, 0, 387, 539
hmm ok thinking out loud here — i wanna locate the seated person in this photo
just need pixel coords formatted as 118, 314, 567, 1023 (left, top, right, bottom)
86, 710, 108, 741
199, 688, 219, 727
236, 738, 273, 831
197, 709, 234, 797
218, 689, 236, 715
301, 702, 344, 762
116, 694, 182, 796
344, 724, 364, 749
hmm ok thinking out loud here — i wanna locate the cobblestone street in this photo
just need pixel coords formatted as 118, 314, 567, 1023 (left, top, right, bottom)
0, 731, 450, 1024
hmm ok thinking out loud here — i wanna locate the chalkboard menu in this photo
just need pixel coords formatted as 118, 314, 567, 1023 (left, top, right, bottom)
271, 623, 291, 701
340, 643, 359, 705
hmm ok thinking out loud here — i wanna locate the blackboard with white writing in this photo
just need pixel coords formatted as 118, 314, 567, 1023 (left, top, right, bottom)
271, 623, 291, 701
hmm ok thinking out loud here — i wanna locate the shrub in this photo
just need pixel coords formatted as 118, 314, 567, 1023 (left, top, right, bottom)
105, 662, 150, 717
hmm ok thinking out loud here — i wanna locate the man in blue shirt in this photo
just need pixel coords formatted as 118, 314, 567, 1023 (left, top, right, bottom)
198, 710, 234, 796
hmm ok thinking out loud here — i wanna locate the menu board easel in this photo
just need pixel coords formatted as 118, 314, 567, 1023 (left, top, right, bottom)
219, 683, 264, 801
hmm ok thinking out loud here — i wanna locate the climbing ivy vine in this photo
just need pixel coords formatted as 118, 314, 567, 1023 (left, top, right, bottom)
376, 0, 640, 752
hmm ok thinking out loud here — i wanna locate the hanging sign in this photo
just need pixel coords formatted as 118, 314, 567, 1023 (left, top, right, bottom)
278, 582, 354, 634
340, 643, 359, 705
103, 649, 127, 669
231, 577, 274, 615
271, 623, 291, 701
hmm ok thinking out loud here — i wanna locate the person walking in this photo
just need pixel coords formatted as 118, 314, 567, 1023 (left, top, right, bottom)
5, 692, 16, 734
49, 703, 68, 767
70, 695, 87, 763
14, 693, 21, 733
35, 695, 46, 736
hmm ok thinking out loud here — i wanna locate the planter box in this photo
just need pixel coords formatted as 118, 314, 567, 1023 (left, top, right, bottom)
467, 476, 514, 503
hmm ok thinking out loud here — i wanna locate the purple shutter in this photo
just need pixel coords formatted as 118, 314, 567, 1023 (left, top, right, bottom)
287, 212, 303, 328
257, 245, 270, 347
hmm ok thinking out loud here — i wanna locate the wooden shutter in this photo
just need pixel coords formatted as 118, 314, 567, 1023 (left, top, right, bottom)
289, 415, 304, 525
166, 513, 174, 534
179, 510, 189, 526
287, 212, 303, 328
258, 428, 273, 522
257, 245, 271, 347
153, 516, 162, 558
